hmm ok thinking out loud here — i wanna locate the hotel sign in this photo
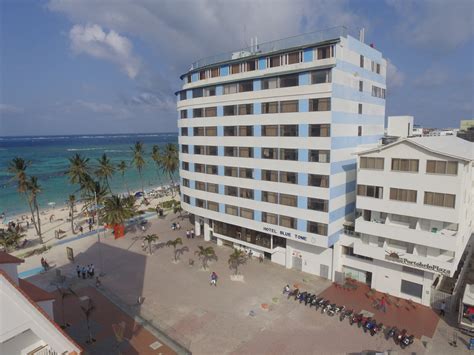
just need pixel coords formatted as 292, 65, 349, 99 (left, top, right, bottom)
385, 255, 451, 276
262, 226, 308, 242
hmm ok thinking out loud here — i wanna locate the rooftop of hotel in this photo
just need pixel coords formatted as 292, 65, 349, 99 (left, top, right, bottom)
184, 26, 349, 75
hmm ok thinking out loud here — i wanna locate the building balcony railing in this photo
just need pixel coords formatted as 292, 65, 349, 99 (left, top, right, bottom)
189, 26, 347, 71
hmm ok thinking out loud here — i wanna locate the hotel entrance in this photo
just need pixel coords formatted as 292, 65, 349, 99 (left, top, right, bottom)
343, 266, 372, 287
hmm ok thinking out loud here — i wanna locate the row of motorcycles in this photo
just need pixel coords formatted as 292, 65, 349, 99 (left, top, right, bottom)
283, 286, 415, 349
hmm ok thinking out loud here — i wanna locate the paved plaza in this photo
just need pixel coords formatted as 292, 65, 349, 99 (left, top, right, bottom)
19, 212, 470, 354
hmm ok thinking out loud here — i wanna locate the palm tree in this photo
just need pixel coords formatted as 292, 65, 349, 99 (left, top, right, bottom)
67, 195, 77, 234
95, 153, 115, 193
7, 157, 39, 236
100, 195, 136, 228
67, 154, 91, 190
151, 145, 163, 183
160, 143, 178, 195
56, 286, 76, 328
194, 245, 217, 270
166, 237, 183, 262
117, 161, 129, 195
0, 229, 25, 252
143, 234, 159, 255
228, 249, 248, 276
82, 179, 108, 212
131, 141, 146, 193
173, 201, 183, 219
27, 176, 43, 244
80, 298, 96, 344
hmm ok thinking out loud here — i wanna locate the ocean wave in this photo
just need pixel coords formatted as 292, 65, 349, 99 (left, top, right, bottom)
104, 149, 125, 153
67, 147, 105, 152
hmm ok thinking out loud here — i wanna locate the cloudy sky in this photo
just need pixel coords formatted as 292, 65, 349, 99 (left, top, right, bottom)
0, 0, 473, 136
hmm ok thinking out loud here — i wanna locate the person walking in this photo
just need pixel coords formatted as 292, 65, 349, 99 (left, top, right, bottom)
380, 296, 387, 313
440, 300, 446, 317
191, 230, 195, 239
76, 265, 81, 278
210, 271, 218, 287
81, 266, 87, 279
186, 230, 190, 239
90, 264, 95, 278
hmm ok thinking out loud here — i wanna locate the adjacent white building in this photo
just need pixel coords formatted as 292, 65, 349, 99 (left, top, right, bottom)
0, 252, 82, 355
336, 136, 473, 305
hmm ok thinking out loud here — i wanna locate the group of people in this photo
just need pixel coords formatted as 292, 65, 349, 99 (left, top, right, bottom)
185, 229, 195, 239
76, 264, 95, 279
171, 222, 181, 230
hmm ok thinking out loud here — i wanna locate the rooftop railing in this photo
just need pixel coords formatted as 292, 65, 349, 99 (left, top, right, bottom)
189, 26, 348, 71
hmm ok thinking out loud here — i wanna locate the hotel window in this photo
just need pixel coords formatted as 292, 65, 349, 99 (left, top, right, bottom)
239, 81, 253, 92
193, 127, 204, 136
239, 147, 253, 158
181, 145, 188, 154
357, 185, 383, 199
390, 188, 417, 203
230, 63, 240, 74
210, 67, 220, 78
280, 125, 298, 136
308, 222, 328, 236
376, 63, 381, 74
238, 104, 253, 115
262, 125, 278, 136
225, 205, 238, 216
262, 191, 278, 203
223, 105, 237, 116
317, 45, 332, 59
224, 166, 238, 177
309, 149, 330, 163
308, 198, 328, 212
280, 100, 299, 113
194, 163, 204, 173
223, 83, 238, 95
186, 75, 191, 83
309, 124, 330, 137
280, 194, 297, 207
194, 145, 205, 155
205, 126, 217, 136
180, 110, 187, 119
183, 194, 190, 204
199, 71, 206, 80
279, 215, 296, 229
424, 192, 456, 208
239, 126, 253, 136
308, 174, 329, 187
181, 161, 189, 171
372, 86, 386, 99
269, 55, 281, 67
195, 181, 206, 191
193, 108, 203, 118
193, 88, 203, 98
180, 127, 188, 136
358, 104, 363, 114
311, 69, 332, 84
245, 60, 256, 71
262, 212, 278, 224
224, 147, 238, 157
240, 208, 254, 220
280, 171, 297, 184
179, 92, 186, 101
182, 178, 189, 188
360, 157, 384, 170
207, 201, 219, 211
262, 77, 279, 90
288, 51, 301, 64
426, 160, 458, 175
196, 199, 206, 209
203, 86, 216, 97
360, 55, 364, 68
262, 101, 279, 114
207, 183, 219, 193
262, 170, 278, 182
280, 149, 298, 161
359, 81, 363, 92
239, 168, 254, 179
240, 188, 254, 199
309, 98, 331, 111
206, 146, 218, 156
391, 159, 419, 172
206, 165, 218, 175
204, 106, 217, 117
225, 186, 238, 197
358, 126, 362, 136
224, 126, 237, 136
279, 74, 299, 88
262, 148, 278, 159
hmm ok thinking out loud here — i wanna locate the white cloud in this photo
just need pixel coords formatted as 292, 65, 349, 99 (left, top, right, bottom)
69, 24, 141, 79
386, 59, 405, 88
0, 104, 24, 114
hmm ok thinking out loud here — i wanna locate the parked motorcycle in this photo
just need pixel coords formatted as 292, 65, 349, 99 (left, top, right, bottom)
314, 297, 326, 310
340, 309, 353, 322
320, 300, 331, 314
288, 288, 299, 300
364, 319, 377, 333
394, 329, 407, 345
298, 291, 308, 304
359, 316, 372, 329
400, 333, 414, 349
305, 294, 315, 306
370, 322, 383, 336
327, 304, 345, 317
350, 312, 362, 326
386, 326, 397, 340
309, 296, 319, 308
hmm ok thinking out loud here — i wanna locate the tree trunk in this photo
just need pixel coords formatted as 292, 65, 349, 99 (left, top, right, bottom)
148, 241, 152, 255
70, 205, 76, 235
27, 198, 40, 236
139, 170, 144, 193
33, 198, 43, 244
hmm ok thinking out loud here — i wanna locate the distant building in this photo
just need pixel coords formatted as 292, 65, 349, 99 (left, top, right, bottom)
0, 252, 82, 354
460, 119, 474, 132
458, 119, 474, 142
428, 129, 458, 137
412, 125, 424, 137
387, 116, 413, 138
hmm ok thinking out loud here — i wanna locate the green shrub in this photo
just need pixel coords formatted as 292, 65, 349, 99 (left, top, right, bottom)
161, 199, 178, 209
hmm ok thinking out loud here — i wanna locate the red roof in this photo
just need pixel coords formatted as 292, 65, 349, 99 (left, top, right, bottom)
0, 251, 24, 264
19, 278, 55, 302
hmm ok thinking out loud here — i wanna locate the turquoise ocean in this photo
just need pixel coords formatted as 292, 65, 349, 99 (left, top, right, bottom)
0, 133, 178, 218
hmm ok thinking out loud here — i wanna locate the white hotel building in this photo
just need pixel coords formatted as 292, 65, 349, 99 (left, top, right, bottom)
177, 27, 386, 279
